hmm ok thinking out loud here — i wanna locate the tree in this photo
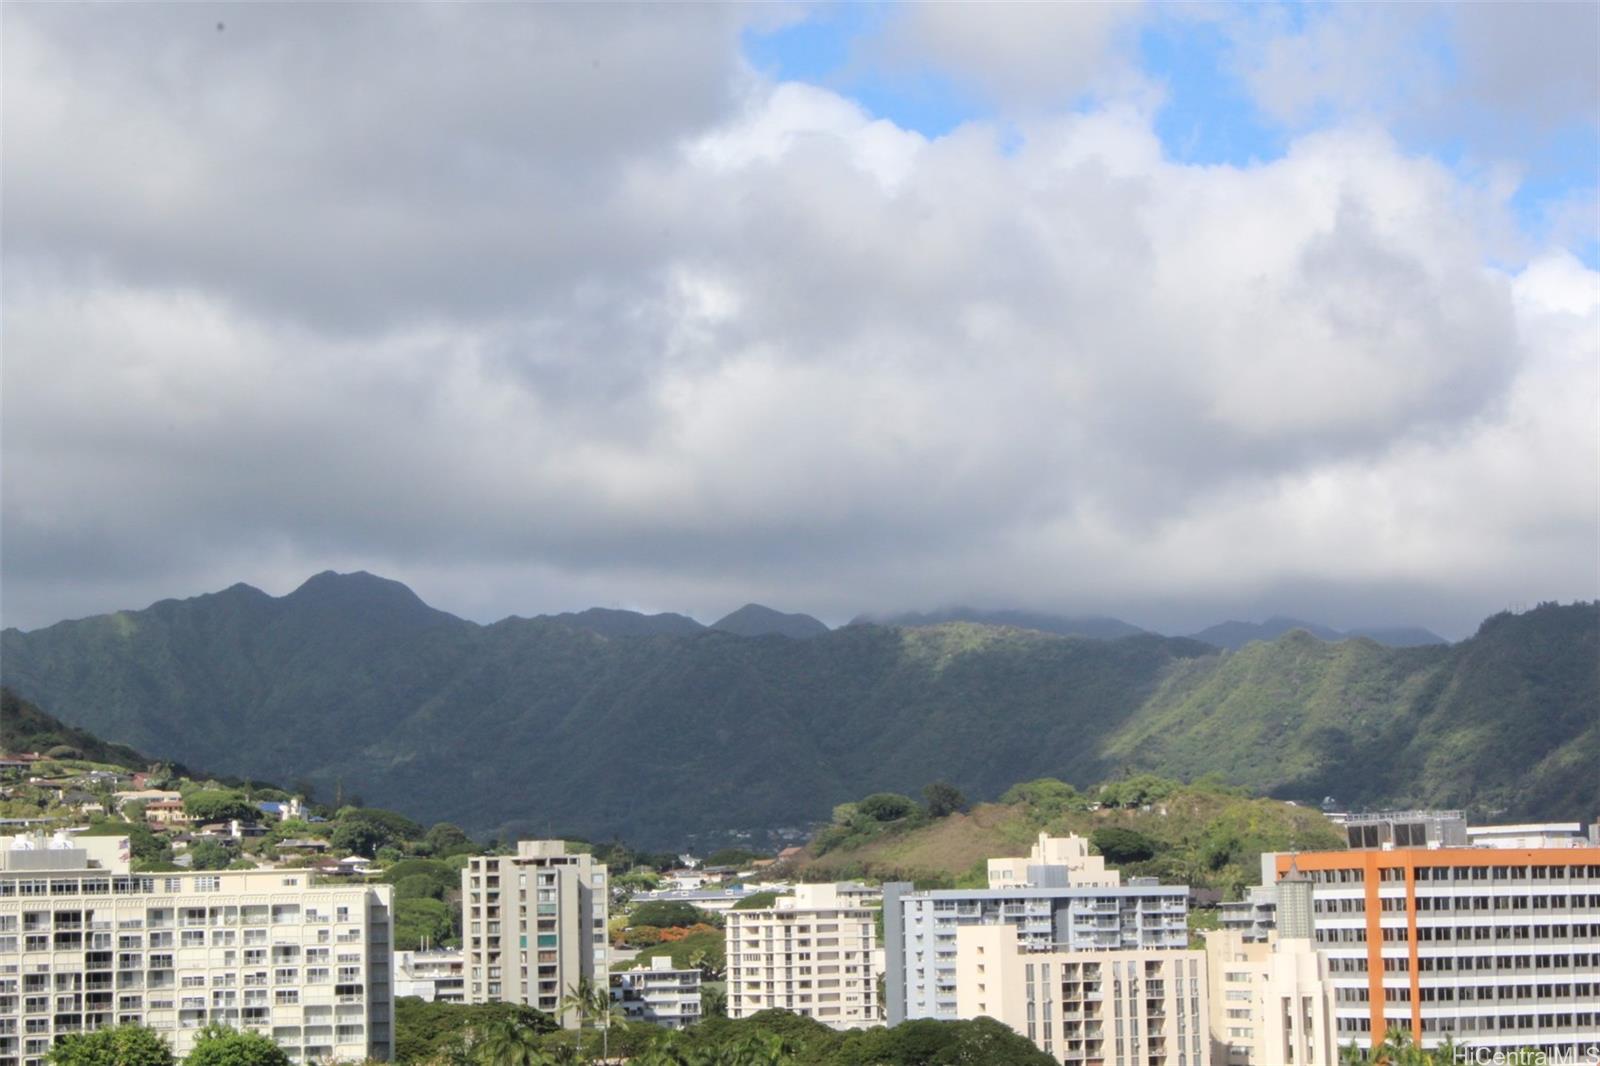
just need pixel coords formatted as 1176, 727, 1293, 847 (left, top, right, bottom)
183, 790, 255, 824
187, 839, 232, 871
394, 897, 454, 950
184, 1024, 291, 1066
856, 793, 919, 822
922, 781, 967, 819
630, 901, 713, 929
423, 822, 474, 857
700, 986, 727, 1019
731, 892, 782, 911
331, 819, 388, 859
472, 1015, 548, 1066
47, 1024, 175, 1066
686, 948, 724, 981
1090, 827, 1159, 864
394, 998, 557, 1065
558, 977, 612, 1064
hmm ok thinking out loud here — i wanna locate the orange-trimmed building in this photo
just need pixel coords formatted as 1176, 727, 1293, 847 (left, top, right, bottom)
1266, 845, 1600, 1058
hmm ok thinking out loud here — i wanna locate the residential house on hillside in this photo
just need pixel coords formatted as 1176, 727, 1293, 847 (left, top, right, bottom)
278, 837, 331, 854
257, 797, 306, 821
112, 787, 182, 812
144, 798, 192, 826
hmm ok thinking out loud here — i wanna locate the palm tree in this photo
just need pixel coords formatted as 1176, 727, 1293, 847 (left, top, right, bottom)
558, 977, 614, 1064
1367, 1027, 1431, 1066
473, 1016, 547, 1066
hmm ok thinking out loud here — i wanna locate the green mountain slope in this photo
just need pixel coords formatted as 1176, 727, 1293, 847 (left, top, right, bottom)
1, 688, 152, 770
791, 778, 1348, 897
1109, 603, 1599, 817
3, 576, 1594, 845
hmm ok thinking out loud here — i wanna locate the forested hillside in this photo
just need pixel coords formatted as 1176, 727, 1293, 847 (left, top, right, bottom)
3, 573, 1594, 845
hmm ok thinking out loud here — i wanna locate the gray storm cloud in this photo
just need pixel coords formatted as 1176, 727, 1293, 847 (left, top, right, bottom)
2, 3, 1596, 637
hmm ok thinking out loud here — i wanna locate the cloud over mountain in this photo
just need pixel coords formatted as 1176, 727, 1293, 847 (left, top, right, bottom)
3, 4, 1595, 637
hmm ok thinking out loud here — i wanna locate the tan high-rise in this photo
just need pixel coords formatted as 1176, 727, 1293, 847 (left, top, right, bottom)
461, 841, 608, 1026
725, 884, 876, 1029
1204, 930, 1335, 1066
956, 923, 1209, 1066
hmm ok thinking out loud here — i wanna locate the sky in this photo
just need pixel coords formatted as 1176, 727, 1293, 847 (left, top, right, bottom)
3, 1, 1597, 639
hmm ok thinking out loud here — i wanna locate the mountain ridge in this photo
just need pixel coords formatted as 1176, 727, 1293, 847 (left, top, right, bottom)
1187, 615, 1447, 650
3, 574, 1591, 846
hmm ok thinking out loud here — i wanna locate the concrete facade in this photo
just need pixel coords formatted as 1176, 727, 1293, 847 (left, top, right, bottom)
725, 883, 876, 1029
461, 841, 608, 1027
956, 923, 1209, 1066
393, 949, 464, 1003
0, 833, 393, 1066
609, 957, 700, 1029
1259, 847, 1600, 1058
884, 835, 1189, 1025
1204, 930, 1336, 1066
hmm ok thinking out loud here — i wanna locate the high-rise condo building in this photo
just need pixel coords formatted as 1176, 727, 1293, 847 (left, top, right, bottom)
956, 923, 1209, 1066
460, 841, 608, 1025
0, 833, 394, 1066
725, 883, 877, 1029
1204, 865, 1337, 1066
883, 834, 1190, 1025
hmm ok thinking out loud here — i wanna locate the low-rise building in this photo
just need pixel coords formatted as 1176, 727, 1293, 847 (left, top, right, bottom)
394, 949, 465, 1003
629, 886, 765, 914
1465, 823, 1590, 849
726, 883, 876, 1029
144, 800, 192, 827
610, 957, 700, 1029
112, 789, 182, 812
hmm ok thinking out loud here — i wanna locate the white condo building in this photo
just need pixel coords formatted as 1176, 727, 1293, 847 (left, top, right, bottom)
725, 883, 877, 1029
0, 833, 394, 1066
609, 958, 700, 1029
884, 833, 1190, 1026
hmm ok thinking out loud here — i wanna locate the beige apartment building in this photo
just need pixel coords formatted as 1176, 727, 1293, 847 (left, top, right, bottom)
988, 833, 1123, 890
725, 883, 877, 1029
956, 923, 1209, 1066
461, 841, 608, 1026
0, 833, 394, 1066
1203, 867, 1337, 1066
1204, 931, 1334, 1066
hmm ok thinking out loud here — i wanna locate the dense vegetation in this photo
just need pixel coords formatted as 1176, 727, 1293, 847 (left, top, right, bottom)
1, 686, 159, 770
4, 573, 1593, 845
792, 774, 1348, 898
48, 1024, 290, 1066
392, 1002, 1055, 1065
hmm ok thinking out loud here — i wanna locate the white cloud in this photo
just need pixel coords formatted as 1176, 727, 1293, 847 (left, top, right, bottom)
2, 4, 1594, 638
873, 2, 1152, 109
